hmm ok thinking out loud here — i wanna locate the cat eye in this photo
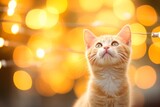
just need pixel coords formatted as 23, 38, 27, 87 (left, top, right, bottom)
111, 41, 119, 46
95, 42, 103, 48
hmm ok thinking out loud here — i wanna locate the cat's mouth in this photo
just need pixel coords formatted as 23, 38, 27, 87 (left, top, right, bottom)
102, 50, 113, 58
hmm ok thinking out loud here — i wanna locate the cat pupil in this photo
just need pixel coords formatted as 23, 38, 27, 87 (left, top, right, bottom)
95, 42, 103, 48
111, 41, 119, 46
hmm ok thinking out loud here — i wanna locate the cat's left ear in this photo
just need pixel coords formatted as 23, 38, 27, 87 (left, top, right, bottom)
84, 29, 97, 49
117, 25, 131, 46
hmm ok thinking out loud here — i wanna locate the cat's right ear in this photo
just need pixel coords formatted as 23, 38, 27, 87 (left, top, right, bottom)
84, 29, 96, 49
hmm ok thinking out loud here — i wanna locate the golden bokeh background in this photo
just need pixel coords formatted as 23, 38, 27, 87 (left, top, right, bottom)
0, 0, 160, 107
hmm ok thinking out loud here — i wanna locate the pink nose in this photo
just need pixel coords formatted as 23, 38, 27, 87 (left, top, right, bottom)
104, 46, 109, 50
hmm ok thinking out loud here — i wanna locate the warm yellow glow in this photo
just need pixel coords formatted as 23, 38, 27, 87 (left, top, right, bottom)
49, 72, 74, 94
35, 77, 55, 97
0, 37, 5, 47
25, 9, 47, 29
136, 5, 157, 26
8, 0, 17, 9
13, 70, 32, 91
128, 65, 136, 86
148, 43, 160, 64
44, 10, 59, 29
11, 24, 20, 34
113, 0, 135, 20
65, 53, 87, 80
74, 76, 88, 97
135, 66, 157, 89
36, 48, 45, 59
79, 0, 103, 12
130, 23, 147, 45
131, 42, 147, 60
94, 10, 120, 34
46, 0, 68, 14
13, 45, 34, 68
2, 14, 21, 34
7, 8, 15, 16
27, 35, 53, 53
151, 26, 160, 43
104, 0, 114, 7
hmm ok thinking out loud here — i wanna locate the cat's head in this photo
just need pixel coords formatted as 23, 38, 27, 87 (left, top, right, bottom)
84, 25, 131, 67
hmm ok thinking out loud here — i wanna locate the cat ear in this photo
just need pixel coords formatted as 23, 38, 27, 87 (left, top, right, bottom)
84, 29, 96, 49
117, 25, 131, 46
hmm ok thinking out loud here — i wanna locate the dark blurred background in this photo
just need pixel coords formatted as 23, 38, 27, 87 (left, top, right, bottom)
0, 0, 160, 107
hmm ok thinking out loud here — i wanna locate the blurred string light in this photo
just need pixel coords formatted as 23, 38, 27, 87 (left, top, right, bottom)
0, 37, 5, 47
11, 24, 20, 34
7, 0, 17, 16
36, 48, 45, 59
0, 60, 7, 69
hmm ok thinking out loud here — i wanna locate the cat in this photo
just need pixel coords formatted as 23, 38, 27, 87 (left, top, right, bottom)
73, 25, 132, 107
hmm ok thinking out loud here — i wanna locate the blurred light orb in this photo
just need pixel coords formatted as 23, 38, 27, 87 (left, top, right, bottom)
2, 14, 21, 34
49, 72, 74, 94
8, 0, 17, 9
136, 5, 157, 26
148, 43, 160, 64
36, 48, 45, 59
79, 0, 103, 12
95, 10, 120, 34
25, 9, 47, 29
11, 24, 20, 34
7, 8, 15, 16
130, 23, 147, 45
44, 10, 59, 29
131, 42, 147, 60
0, 38, 5, 47
151, 26, 160, 43
74, 76, 88, 97
13, 70, 32, 91
35, 77, 55, 97
113, 0, 135, 20
13, 45, 34, 68
46, 0, 68, 14
135, 66, 157, 89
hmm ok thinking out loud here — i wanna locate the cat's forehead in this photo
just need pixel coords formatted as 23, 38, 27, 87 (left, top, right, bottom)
97, 35, 117, 43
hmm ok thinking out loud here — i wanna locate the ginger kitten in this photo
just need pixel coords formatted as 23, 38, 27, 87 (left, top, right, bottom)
74, 25, 132, 107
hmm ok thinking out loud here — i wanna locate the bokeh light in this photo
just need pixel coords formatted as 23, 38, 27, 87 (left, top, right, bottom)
135, 65, 157, 89
13, 45, 34, 68
131, 42, 147, 60
46, 0, 68, 14
13, 70, 32, 91
79, 0, 103, 12
148, 43, 160, 64
36, 48, 45, 59
74, 76, 88, 97
35, 77, 55, 97
136, 5, 157, 26
25, 9, 47, 29
130, 23, 147, 45
94, 10, 120, 34
113, 0, 135, 20
2, 14, 22, 34
11, 24, 20, 34
0, 38, 5, 47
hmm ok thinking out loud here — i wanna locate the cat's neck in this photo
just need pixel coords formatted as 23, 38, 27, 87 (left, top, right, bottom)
88, 64, 129, 97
